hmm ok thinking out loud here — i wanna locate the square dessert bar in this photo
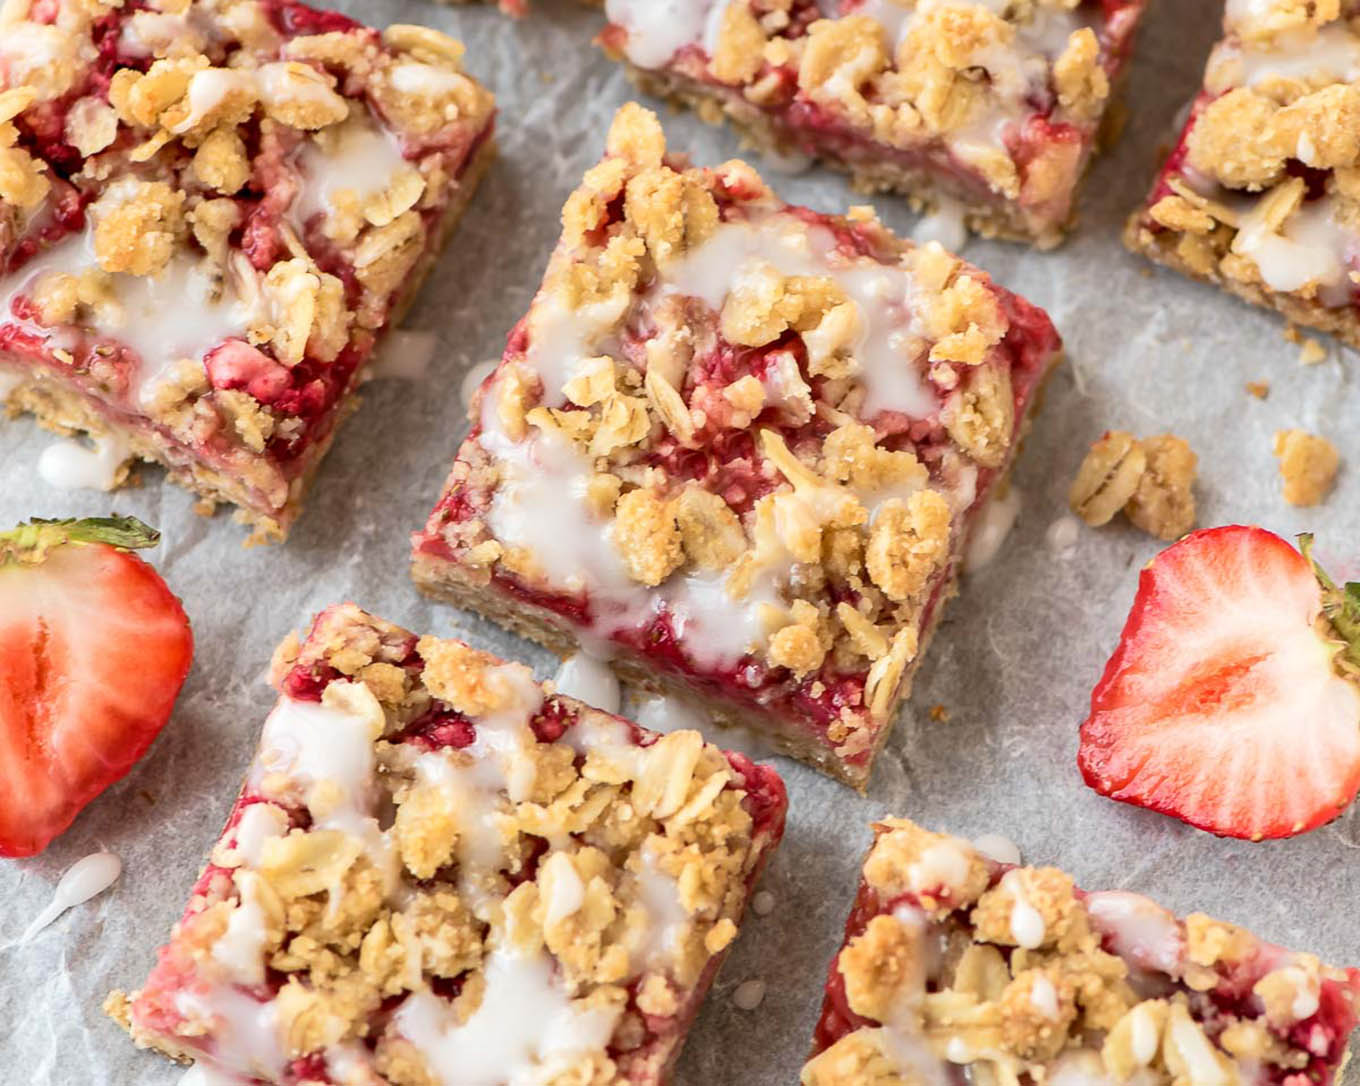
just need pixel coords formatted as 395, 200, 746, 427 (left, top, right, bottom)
599, 0, 1148, 248
412, 104, 1062, 788
0, 0, 496, 540
1127, 2, 1360, 348
108, 603, 787, 1084
803, 818, 1360, 1086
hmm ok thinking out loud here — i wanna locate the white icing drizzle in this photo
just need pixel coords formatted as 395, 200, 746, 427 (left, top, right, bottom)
37, 432, 131, 491
292, 111, 411, 228
971, 832, 1021, 867
394, 949, 623, 1086
230, 803, 290, 868
609, 0, 1084, 182
250, 690, 388, 869
459, 358, 500, 409
404, 663, 546, 920
732, 978, 766, 1010
634, 692, 709, 735
1003, 870, 1045, 949
963, 486, 1021, 572
174, 986, 286, 1079
631, 848, 691, 969
365, 330, 437, 381
210, 873, 272, 987
477, 208, 958, 670
1223, 23, 1360, 89
1029, 973, 1060, 1019
552, 652, 621, 714
907, 839, 972, 895
604, 0, 727, 68
912, 198, 969, 254
0, 225, 263, 411
862, 903, 952, 1083
1232, 194, 1355, 304
1084, 891, 1185, 975
21, 851, 123, 942
657, 215, 937, 419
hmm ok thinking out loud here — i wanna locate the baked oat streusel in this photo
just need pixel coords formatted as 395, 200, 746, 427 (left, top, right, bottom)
411, 103, 1063, 788
108, 603, 786, 1084
804, 818, 1360, 1086
0, 0, 496, 540
600, 0, 1149, 247
1127, 0, 1360, 348
1069, 430, 1198, 541
1273, 428, 1339, 507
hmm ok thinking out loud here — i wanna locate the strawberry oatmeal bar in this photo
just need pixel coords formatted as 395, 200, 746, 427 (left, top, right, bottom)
0, 0, 495, 540
107, 602, 786, 1084
411, 104, 1062, 787
1126, 1, 1360, 348
803, 817, 1360, 1086
598, 0, 1148, 248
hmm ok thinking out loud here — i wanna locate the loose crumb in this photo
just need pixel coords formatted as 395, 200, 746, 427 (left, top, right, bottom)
1282, 323, 1301, 345
1273, 429, 1339, 507
1299, 338, 1328, 365
1069, 431, 1197, 541
928, 704, 951, 723
1245, 380, 1269, 399
732, 979, 766, 1011
751, 890, 775, 917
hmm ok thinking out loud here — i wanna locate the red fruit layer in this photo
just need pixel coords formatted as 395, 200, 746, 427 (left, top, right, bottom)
416, 254, 1058, 769
1, 0, 494, 492
812, 862, 1360, 1086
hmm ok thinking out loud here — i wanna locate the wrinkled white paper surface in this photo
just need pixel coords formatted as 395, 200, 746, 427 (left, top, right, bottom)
2, 2, 1359, 1082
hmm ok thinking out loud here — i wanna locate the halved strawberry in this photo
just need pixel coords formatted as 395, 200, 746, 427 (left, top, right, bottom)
0, 516, 193, 857
1078, 525, 1360, 841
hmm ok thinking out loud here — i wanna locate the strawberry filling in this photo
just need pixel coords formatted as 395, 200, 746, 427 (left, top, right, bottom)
417, 250, 1057, 768
813, 858, 1360, 1086
0, 0, 495, 527
604, 0, 1145, 229
129, 608, 788, 1083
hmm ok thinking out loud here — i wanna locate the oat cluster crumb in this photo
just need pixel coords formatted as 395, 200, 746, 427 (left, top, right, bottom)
601, 0, 1149, 247
1127, 1, 1360, 347
1274, 429, 1340, 506
412, 104, 1062, 788
110, 603, 787, 1084
0, 0, 496, 539
802, 817, 1360, 1086
1069, 431, 1197, 541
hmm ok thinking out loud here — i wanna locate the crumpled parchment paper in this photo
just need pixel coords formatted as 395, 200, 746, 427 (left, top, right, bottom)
2, 2, 1358, 1083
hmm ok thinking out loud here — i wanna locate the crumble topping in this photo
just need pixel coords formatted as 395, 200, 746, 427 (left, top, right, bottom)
112, 604, 785, 1084
1273, 427, 1339, 505
1, 0, 494, 534
803, 818, 1360, 1086
1069, 431, 1197, 541
604, 0, 1141, 241
416, 103, 1060, 776
1131, 1, 1360, 324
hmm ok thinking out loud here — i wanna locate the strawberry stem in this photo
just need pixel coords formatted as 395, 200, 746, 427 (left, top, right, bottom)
0, 515, 161, 565
1299, 533, 1360, 672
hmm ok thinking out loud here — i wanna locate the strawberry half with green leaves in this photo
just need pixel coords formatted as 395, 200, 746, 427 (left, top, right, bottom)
0, 516, 193, 857
1078, 525, 1360, 841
